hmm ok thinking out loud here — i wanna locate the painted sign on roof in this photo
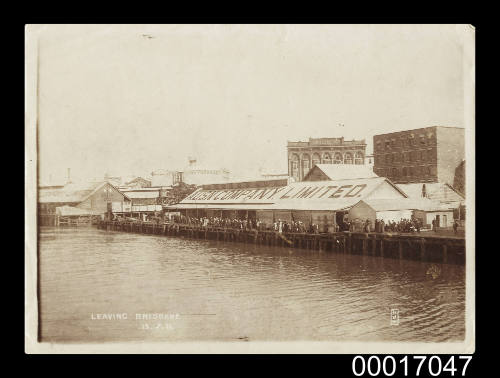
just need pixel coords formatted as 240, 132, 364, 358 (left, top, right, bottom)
176, 177, 406, 211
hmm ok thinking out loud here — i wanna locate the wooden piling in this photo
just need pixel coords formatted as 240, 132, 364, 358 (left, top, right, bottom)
420, 238, 426, 261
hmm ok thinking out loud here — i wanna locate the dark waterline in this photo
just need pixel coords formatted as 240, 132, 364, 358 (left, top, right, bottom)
38, 226, 465, 342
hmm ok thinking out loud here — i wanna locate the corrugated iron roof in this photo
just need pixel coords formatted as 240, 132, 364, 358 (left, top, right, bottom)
396, 182, 464, 203
357, 198, 448, 212
121, 190, 160, 199
39, 181, 131, 203
303, 164, 378, 181
170, 177, 405, 211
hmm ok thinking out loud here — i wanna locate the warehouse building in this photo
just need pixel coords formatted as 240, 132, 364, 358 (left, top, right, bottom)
119, 188, 163, 218
167, 176, 408, 232
38, 181, 131, 225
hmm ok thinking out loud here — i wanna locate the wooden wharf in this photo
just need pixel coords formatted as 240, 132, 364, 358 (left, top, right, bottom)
97, 220, 465, 265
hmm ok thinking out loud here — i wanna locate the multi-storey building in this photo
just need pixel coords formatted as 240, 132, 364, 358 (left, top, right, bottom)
373, 126, 464, 184
287, 137, 367, 181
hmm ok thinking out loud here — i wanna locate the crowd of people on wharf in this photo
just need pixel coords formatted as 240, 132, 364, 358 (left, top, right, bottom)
111, 213, 437, 235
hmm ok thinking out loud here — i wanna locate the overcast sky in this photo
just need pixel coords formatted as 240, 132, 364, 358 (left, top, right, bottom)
36, 24, 465, 183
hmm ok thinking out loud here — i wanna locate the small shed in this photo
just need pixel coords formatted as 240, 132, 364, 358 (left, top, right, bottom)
349, 198, 454, 229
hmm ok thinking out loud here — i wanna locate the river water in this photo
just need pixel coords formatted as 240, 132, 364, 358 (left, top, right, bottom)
38, 226, 465, 343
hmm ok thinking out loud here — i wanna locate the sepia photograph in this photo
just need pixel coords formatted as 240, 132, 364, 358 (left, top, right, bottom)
25, 24, 475, 354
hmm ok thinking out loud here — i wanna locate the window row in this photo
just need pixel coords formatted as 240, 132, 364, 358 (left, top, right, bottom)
378, 165, 435, 178
376, 149, 434, 164
290, 152, 364, 167
375, 133, 434, 151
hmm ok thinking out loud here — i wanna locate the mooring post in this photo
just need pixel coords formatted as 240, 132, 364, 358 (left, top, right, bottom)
380, 238, 384, 258
443, 243, 448, 264
398, 240, 403, 260
372, 235, 376, 255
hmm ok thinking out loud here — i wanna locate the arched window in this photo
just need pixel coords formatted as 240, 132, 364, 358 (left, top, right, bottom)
322, 153, 332, 164
291, 154, 300, 179
312, 153, 321, 167
302, 154, 311, 176
334, 152, 343, 164
344, 152, 353, 164
354, 152, 364, 165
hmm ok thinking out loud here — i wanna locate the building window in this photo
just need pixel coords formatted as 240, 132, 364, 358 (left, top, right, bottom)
420, 134, 426, 145
291, 154, 300, 179
354, 152, 364, 165
426, 166, 432, 175
334, 153, 343, 164
385, 154, 391, 164
376, 141, 382, 151
322, 153, 331, 164
392, 167, 399, 177
344, 152, 353, 164
410, 151, 416, 162
409, 134, 415, 146
302, 154, 310, 175
402, 167, 408, 176
312, 153, 321, 167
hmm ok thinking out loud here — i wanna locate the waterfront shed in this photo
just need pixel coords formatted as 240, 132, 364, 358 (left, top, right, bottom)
168, 176, 407, 231
349, 198, 454, 229
39, 181, 131, 222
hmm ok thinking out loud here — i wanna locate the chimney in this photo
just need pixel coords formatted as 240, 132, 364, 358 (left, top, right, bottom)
66, 168, 72, 184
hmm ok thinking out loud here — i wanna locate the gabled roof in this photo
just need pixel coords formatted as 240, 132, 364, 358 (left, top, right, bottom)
356, 198, 449, 212
170, 176, 406, 211
302, 164, 378, 181
120, 190, 160, 199
396, 182, 464, 203
39, 181, 130, 203
125, 177, 151, 185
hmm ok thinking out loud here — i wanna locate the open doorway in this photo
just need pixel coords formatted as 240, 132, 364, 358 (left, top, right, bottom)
336, 211, 348, 230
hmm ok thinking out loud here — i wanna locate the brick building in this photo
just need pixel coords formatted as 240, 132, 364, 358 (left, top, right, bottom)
287, 137, 367, 182
373, 126, 464, 185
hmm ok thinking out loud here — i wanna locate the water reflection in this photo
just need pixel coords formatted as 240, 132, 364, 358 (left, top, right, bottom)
38, 227, 465, 342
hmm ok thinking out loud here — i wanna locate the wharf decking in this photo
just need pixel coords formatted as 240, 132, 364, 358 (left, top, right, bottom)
97, 220, 465, 265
